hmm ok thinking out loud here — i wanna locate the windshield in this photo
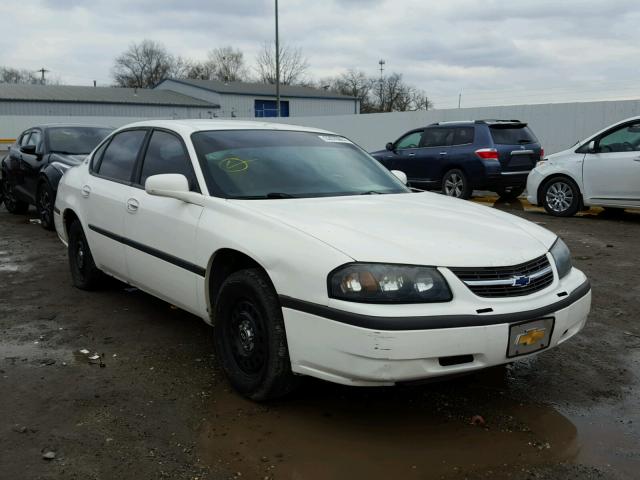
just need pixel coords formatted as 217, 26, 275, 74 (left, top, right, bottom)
191, 130, 410, 199
47, 127, 113, 154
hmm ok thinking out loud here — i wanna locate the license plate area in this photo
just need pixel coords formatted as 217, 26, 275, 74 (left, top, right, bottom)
507, 317, 554, 358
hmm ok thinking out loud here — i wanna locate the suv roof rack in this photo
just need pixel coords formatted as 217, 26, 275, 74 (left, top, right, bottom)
428, 120, 474, 126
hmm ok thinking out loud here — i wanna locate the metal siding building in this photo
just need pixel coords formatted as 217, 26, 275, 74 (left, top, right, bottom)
0, 84, 220, 142
155, 78, 359, 118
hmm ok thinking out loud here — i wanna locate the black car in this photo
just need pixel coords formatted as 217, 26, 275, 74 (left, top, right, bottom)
370, 120, 544, 199
0, 124, 112, 229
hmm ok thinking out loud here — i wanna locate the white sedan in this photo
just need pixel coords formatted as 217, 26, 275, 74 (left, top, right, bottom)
527, 116, 640, 216
54, 120, 591, 401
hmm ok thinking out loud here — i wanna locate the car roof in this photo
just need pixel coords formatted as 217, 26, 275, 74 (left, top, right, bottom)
117, 119, 335, 136
427, 119, 524, 127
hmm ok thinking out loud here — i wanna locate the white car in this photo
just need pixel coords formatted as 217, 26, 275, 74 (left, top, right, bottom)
527, 116, 640, 216
54, 120, 591, 401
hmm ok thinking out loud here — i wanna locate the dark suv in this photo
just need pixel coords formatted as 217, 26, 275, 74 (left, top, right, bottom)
370, 120, 543, 199
1, 124, 112, 229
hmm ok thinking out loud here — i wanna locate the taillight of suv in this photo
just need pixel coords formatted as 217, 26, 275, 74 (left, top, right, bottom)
475, 148, 499, 160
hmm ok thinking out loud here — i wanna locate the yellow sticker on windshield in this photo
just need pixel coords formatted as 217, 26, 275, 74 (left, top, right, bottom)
219, 156, 249, 173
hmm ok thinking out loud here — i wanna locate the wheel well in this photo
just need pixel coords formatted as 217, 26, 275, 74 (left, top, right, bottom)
537, 174, 582, 206
206, 249, 271, 323
62, 209, 80, 238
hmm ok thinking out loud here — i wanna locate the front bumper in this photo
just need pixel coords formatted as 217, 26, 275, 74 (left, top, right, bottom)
282, 269, 590, 386
526, 168, 546, 205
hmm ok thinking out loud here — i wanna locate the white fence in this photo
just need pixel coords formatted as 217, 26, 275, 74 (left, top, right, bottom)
267, 99, 640, 154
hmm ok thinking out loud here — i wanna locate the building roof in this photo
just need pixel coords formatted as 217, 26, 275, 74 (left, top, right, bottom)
158, 78, 357, 101
0, 83, 219, 108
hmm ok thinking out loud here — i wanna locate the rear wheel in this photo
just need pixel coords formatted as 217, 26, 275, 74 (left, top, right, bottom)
213, 268, 297, 401
495, 185, 525, 200
68, 220, 104, 290
441, 169, 472, 199
1, 175, 29, 214
36, 180, 55, 230
541, 177, 581, 217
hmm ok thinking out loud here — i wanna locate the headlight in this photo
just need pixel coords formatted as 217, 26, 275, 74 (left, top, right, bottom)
550, 238, 572, 278
328, 263, 452, 303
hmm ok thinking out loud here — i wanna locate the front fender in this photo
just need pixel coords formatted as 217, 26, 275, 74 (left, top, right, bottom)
40, 164, 64, 191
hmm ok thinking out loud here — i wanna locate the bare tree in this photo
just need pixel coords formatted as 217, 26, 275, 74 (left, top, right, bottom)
324, 70, 376, 112
370, 73, 433, 112
207, 46, 249, 82
0, 66, 45, 84
112, 40, 176, 88
255, 42, 309, 85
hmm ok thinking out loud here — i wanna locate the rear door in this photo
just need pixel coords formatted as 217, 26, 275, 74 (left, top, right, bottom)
8, 131, 33, 200
83, 129, 148, 280
583, 121, 640, 206
123, 129, 204, 314
489, 123, 541, 173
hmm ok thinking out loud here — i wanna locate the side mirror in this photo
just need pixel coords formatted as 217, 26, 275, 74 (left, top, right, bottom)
145, 174, 204, 206
391, 169, 408, 185
385, 142, 394, 152
20, 144, 37, 155
587, 140, 596, 153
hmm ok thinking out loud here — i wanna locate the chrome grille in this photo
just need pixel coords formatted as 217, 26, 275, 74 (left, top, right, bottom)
450, 255, 554, 298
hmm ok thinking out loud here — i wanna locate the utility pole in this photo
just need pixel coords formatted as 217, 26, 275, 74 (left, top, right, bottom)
36, 68, 49, 84
275, 0, 280, 117
458, 91, 462, 109
378, 59, 385, 112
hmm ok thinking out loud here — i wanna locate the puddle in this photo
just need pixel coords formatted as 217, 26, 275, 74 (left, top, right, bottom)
199, 379, 584, 479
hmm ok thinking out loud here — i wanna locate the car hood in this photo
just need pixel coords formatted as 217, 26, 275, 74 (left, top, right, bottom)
49, 153, 87, 166
233, 192, 557, 267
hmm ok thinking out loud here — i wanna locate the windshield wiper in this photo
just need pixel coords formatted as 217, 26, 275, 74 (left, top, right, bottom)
229, 192, 297, 199
266, 192, 296, 198
50, 150, 85, 155
359, 190, 386, 195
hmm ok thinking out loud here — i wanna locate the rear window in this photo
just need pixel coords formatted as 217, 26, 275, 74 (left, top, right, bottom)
490, 125, 538, 145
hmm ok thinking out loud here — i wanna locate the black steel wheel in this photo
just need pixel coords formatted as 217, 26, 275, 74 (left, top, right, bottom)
36, 180, 56, 230
213, 268, 298, 401
1, 174, 29, 214
68, 220, 103, 290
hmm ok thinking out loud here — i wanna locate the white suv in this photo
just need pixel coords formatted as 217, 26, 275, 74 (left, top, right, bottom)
54, 120, 591, 401
527, 116, 640, 216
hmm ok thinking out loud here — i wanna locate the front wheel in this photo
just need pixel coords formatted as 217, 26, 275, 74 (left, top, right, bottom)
541, 177, 581, 217
213, 269, 297, 401
442, 169, 472, 199
36, 180, 56, 230
1, 175, 29, 214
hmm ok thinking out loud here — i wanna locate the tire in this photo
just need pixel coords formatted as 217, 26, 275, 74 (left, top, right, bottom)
541, 177, 581, 217
441, 169, 472, 199
1, 174, 29, 214
495, 186, 525, 200
213, 268, 297, 401
36, 180, 56, 231
68, 220, 103, 290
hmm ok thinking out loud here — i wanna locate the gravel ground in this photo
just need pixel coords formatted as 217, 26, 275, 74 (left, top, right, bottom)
1, 198, 639, 480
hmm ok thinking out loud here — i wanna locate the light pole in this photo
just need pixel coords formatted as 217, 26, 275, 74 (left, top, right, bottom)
275, 0, 280, 117
378, 59, 385, 111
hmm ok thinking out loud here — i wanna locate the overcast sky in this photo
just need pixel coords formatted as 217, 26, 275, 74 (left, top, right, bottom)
0, 0, 638, 109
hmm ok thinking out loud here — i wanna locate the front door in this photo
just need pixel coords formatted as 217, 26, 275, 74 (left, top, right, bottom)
583, 121, 640, 206
123, 129, 204, 314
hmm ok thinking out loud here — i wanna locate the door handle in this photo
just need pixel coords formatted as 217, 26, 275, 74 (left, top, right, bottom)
126, 198, 139, 213
408, 153, 416, 157
439, 152, 448, 155
81, 185, 91, 197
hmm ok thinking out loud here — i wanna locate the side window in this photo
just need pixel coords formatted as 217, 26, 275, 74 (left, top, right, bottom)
423, 128, 454, 147
395, 131, 423, 149
97, 130, 146, 182
90, 141, 109, 172
452, 127, 474, 145
598, 123, 640, 153
19, 132, 31, 146
26, 130, 42, 152
139, 131, 198, 191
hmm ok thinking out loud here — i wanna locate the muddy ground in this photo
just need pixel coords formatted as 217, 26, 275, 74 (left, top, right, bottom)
1, 198, 639, 480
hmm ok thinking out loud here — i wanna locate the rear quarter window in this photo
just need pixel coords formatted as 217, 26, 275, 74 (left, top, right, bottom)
490, 126, 538, 145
